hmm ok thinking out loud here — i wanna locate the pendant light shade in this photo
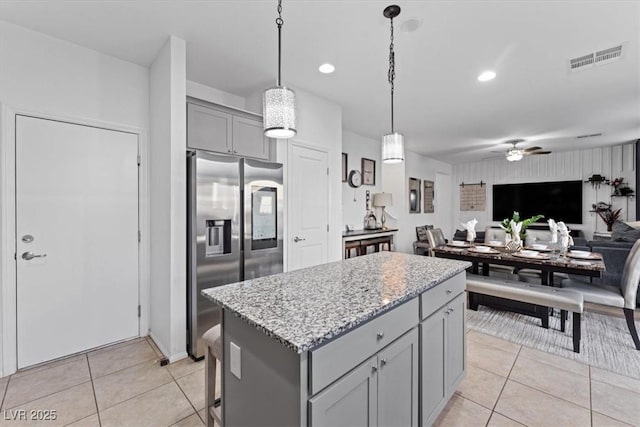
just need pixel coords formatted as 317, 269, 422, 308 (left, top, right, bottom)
382, 5, 404, 163
263, 86, 296, 139
263, 0, 297, 139
382, 132, 404, 163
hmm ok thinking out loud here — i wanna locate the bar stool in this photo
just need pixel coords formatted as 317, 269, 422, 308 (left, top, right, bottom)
203, 325, 223, 427
360, 239, 379, 255
344, 240, 361, 258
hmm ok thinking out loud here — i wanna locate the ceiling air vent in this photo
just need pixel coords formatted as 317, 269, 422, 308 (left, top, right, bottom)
576, 133, 602, 139
569, 44, 624, 72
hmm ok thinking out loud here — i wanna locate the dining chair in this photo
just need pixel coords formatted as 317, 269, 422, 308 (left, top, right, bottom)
561, 239, 640, 350
426, 228, 447, 256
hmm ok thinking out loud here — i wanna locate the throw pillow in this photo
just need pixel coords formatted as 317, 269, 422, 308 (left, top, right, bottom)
612, 220, 640, 242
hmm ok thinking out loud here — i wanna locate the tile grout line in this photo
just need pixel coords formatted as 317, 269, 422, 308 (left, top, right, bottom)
174, 374, 204, 424
86, 354, 103, 427
589, 365, 593, 427
488, 344, 523, 423
507, 377, 591, 411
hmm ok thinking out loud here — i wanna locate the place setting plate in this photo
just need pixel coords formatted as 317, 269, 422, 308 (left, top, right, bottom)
446, 241, 471, 248
512, 250, 551, 260
524, 244, 553, 252
468, 245, 500, 255
566, 251, 602, 260
570, 260, 594, 266
485, 240, 505, 248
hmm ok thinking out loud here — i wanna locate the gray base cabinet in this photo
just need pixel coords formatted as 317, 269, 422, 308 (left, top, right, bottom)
310, 328, 419, 427
309, 356, 377, 427
220, 272, 466, 427
421, 292, 467, 426
187, 101, 272, 160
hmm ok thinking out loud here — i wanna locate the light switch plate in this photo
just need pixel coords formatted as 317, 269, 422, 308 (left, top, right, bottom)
230, 341, 241, 380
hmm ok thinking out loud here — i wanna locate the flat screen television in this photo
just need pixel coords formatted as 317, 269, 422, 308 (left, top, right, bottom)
492, 180, 583, 224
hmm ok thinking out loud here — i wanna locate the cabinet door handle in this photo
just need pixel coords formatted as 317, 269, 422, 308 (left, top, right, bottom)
228, 149, 232, 153
233, 150, 238, 154
380, 358, 387, 366
376, 332, 384, 340
372, 365, 378, 373
446, 289, 452, 295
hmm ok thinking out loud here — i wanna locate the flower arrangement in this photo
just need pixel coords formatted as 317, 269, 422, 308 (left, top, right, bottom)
597, 208, 622, 231
500, 211, 545, 239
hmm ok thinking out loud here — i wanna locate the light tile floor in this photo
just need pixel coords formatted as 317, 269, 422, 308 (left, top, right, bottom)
1, 328, 639, 426
434, 330, 640, 427
0, 337, 207, 427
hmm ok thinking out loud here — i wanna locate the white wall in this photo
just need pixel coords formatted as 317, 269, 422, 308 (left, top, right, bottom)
0, 21, 150, 377
453, 143, 637, 240
149, 36, 188, 362
342, 131, 382, 229
382, 151, 453, 253
186, 80, 246, 110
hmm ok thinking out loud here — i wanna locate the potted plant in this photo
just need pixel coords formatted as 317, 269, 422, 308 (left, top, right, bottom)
500, 211, 545, 240
597, 208, 622, 231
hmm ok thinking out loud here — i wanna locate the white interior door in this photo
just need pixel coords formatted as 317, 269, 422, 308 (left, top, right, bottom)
288, 144, 329, 271
16, 115, 139, 368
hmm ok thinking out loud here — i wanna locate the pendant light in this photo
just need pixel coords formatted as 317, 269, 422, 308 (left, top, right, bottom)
382, 5, 404, 163
263, 0, 297, 139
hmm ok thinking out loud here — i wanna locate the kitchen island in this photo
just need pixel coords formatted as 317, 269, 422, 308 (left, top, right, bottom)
203, 252, 471, 426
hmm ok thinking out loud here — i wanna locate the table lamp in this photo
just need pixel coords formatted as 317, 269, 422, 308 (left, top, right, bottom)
372, 193, 393, 229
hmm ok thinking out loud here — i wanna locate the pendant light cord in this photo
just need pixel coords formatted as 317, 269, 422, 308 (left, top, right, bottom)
388, 16, 396, 133
276, 0, 284, 87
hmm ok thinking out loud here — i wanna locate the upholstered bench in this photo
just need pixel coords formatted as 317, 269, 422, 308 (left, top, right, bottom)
466, 275, 584, 353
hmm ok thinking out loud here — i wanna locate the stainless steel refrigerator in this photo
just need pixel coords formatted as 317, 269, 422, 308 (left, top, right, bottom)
187, 151, 283, 359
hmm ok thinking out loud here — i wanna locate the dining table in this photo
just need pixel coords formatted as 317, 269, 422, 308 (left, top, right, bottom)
433, 242, 606, 318
433, 242, 605, 286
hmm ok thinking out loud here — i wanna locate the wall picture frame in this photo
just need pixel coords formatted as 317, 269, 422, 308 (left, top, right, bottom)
409, 177, 421, 213
342, 153, 348, 182
423, 180, 434, 213
361, 158, 376, 185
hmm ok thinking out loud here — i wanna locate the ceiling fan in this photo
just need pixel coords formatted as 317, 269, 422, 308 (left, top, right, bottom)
501, 139, 551, 162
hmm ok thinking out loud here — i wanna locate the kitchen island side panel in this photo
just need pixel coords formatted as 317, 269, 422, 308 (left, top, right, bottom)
223, 310, 307, 426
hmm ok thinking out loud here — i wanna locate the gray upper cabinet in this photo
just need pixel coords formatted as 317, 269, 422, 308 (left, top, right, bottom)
187, 101, 271, 160
187, 103, 232, 153
232, 116, 269, 160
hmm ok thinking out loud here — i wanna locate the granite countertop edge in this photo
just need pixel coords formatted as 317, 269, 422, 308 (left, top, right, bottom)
205, 257, 470, 354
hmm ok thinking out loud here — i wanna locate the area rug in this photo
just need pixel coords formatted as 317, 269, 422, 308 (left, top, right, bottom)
466, 306, 640, 379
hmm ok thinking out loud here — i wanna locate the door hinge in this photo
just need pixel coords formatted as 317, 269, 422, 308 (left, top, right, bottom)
138, 305, 141, 318
14, 253, 16, 260
138, 230, 141, 242
137, 155, 141, 166
327, 167, 329, 176
327, 224, 329, 232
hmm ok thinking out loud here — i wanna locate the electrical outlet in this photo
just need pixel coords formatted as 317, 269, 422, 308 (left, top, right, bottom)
230, 341, 241, 379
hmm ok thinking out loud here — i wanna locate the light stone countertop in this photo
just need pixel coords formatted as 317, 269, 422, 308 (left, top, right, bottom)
202, 252, 470, 353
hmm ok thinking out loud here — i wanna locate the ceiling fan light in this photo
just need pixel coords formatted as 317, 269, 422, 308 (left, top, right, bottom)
382, 132, 404, 163
506, 149, 524, 161
263, 86, 297, 139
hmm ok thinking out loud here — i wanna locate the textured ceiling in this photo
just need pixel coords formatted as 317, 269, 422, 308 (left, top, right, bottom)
1, 0, 638, 163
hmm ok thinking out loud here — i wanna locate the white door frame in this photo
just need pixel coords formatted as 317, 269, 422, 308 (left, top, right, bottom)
286, 139, 331, 272
0, 104, 150, 377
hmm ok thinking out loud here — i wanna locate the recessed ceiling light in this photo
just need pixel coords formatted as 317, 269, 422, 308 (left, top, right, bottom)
318, 63, 335, 74
478, 70, 496, 82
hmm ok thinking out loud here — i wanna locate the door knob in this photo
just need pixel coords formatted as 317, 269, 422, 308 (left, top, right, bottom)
22, 251, 47, 261
293, 236, 306, 242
